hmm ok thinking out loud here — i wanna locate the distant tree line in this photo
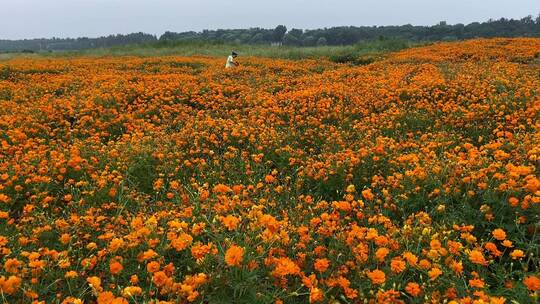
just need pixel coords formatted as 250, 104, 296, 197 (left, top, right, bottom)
1, 15, 539, 52
160, 16, 540, 46
0, 32, 157, 52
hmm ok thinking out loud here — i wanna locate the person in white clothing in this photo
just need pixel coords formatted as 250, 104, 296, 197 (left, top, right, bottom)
225, 51, 239, 68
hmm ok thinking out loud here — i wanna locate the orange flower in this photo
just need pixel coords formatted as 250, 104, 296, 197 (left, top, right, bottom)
362, 189, 374, 201
375, 247, 389, 262
430, 239, 442, 250
152, 271, 170, 287
225, 245, 244, 267
122, 286, 143, 297
87, 276, 102, 292
405, 282, 422, 296
109, 238, 125, 252
191, 242, 215, 260
264, 174, 276, 183
212, 184, 232, 194
390, 258, 406, 273
419, 259, 432, 270
130, 274, 139, 285
447, 241, 462, 255
403, 252, 418, 266
501, 240, 513, 248
510, 249, 525, 260
309, 287, 324, 303
484, 242, 502, 257
169, 180, 180, 190
138, 249, 158, 261
4, 258, 20, 274
0, 275, 22, 295
492, 229, 506, 241
0, 194, 10, 204
469, 278, 485, 288
469, 250, 488, 266
367, 269, 386, 285
523, 275, 540, 291
97, 291, 128, 304
109, 260, 123, 275
97, 291, 114, 303
170, 233, 193, 251
64, 271, 78, 279
273, 257, 301, 277
314, 258, 330, 273
508, 197, 519, 207
220, 215, 240, 231
428, 267, 442, 281
60, 233, 71, 245
450, 260, 463, 275
146, 261, 160, 273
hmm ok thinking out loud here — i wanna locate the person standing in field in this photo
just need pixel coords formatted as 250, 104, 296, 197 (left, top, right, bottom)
225, 51, 239, 68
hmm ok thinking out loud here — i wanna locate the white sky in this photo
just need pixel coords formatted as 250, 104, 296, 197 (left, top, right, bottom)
0, 0, 538, 39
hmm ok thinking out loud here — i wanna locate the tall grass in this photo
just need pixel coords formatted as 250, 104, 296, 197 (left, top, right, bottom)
6, 38, 425, 60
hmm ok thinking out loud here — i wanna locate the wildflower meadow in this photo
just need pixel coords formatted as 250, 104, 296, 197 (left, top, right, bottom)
0, 38, 539, 303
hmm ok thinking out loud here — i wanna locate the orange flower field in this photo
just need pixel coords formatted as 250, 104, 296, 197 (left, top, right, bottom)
0, 38, 539, 303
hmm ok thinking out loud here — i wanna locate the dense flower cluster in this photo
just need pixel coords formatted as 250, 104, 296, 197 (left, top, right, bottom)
0, 38, 539, 303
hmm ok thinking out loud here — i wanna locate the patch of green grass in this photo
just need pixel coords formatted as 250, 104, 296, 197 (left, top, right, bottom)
380, 110, 436, 139
0, 88, 12, 100
126, 151, 158, 195
0, 66, 16, 80
6, 38, 425, 61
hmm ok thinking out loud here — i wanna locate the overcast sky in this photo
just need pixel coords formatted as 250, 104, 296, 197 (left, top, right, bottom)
0, 0, 538, 39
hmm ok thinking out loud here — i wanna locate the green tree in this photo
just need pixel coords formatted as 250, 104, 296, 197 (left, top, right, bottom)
302, 36, 317, 46
272, 25, 287, 42
249, 33, 264, 44
283, 33, 300, 45
288, 28, 303, 38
